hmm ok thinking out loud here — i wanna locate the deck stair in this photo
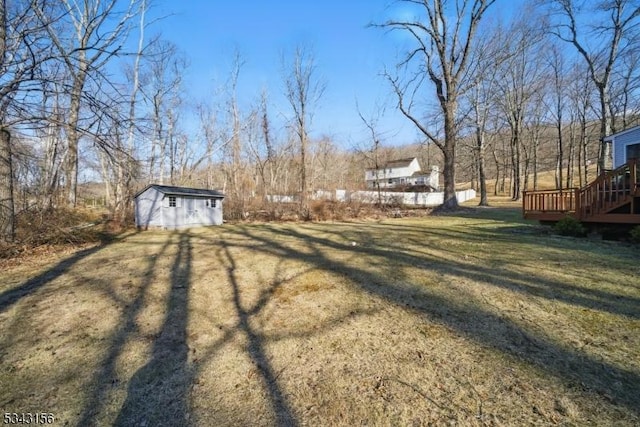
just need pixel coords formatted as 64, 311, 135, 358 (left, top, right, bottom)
523, 158, 640, 224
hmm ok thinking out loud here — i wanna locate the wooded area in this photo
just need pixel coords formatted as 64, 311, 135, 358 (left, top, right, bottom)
1, 0, 640, 242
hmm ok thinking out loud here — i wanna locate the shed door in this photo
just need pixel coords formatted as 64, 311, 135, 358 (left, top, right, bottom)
184, 198, 200, 225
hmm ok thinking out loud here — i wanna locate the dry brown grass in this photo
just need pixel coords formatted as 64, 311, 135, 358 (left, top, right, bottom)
459, 166, 590, 197
1, 208, 639, 426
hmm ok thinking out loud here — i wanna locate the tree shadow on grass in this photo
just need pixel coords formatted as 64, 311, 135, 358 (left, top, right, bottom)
75, 231, 184, 426
111, 230, 303, 426
213, 240, 298, 426
220, 224, 640, 416
290, 223, 640, 319
114, 231, 193, 426
0, 245, 107, 314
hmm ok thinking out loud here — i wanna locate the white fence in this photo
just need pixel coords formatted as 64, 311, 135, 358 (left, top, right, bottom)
345, 189, 476, 206
267, 189, 476, 207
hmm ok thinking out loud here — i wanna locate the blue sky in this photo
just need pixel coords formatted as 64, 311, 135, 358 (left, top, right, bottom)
148, 0, 523, 148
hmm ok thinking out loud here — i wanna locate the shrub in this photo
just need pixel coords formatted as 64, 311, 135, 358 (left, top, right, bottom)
553, 216, 587, 237
310, 200, 329, 221
630, 225, 640, 244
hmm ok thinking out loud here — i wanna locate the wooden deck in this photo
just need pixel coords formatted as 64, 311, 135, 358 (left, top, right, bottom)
523, 159, 640, 224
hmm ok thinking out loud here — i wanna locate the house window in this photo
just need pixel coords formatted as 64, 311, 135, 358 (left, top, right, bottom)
627, 143, 640, 161
388, 179, 393, 184
168, 196, 176, 207
210, 198, 217, 208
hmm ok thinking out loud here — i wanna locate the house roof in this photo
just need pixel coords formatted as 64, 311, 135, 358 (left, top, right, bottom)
135, 184, 225, 199
603, 124, 640, 141
366, 157, 417, 170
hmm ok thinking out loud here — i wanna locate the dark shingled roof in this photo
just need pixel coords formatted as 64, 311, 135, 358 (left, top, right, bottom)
136, 184, 225, 198
366, 157, 417, 171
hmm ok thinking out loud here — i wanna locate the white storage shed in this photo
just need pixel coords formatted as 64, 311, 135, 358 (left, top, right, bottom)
134, 184, 224, 229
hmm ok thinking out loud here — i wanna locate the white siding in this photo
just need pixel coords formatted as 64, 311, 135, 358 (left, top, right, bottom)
365, 158, 421, 185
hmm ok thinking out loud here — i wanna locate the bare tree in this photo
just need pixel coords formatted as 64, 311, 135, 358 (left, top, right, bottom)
568, 64, 599, 187
0, 128, 13, 241
465, 24, 509, 206
610, 47, 640, 129
283, 45, 325, 218
380, 0, 495, 209
544, 44, 568, 189
494, 15, 545, 200
356, 100, 387, 206
469, 84, 491, 205
524, 88, 547, 191
141, 40, 186, 184
34, 0, 140, 206
548, 0, 640, 172
0, 0, 52, 241
245, 90, 271, 201
196, 102, 219, 189
107, 0, 149, 223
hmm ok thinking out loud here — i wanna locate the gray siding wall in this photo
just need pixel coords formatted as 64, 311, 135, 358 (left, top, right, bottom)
161, 196, 223, 228
135, 188, 224, 229
135, 187, 164, 228
613, 127, 640, 168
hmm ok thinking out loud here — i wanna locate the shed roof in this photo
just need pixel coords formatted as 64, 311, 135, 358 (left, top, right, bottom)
135, 184, 225, 199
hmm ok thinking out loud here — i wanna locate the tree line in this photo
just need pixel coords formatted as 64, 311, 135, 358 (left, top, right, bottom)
1, 0, 639, 242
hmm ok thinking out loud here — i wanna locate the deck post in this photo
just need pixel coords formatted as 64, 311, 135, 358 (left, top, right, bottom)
632, 160, 638, 214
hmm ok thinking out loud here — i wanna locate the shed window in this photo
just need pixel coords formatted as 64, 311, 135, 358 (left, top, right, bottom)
210, 198, 217, 208
168, 196, 176, 207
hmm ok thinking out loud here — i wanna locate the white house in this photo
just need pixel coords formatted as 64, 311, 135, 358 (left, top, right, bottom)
603, 125, 640, 169
134, 184, 224, 229
365, 157, 439, 190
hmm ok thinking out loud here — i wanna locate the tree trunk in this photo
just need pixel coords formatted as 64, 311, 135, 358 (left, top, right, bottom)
534, 130, 539, 191
65, 71, 87, 207
598, 85, 613, 172
476, 125, 488, 206
582, 122, 589, 185
0, 128, 15, 242
299, 120, 308, 218
492, 147, 500, 196
566, 124, 575, 188
556, 125, 563, 189
441, 109, 458, 210
510, 132, 521, 200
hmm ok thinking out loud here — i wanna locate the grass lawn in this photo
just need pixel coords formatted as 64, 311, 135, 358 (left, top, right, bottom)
1, 205, 639, 426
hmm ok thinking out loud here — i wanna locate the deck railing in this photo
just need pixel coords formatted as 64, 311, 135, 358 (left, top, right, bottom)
576, 158, 639, 219
523, 158, 639, 221
522, 188, 577, 214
